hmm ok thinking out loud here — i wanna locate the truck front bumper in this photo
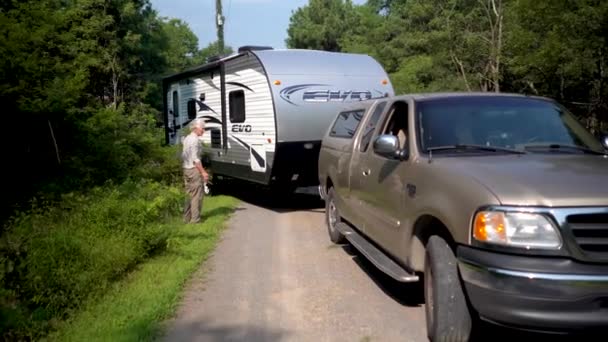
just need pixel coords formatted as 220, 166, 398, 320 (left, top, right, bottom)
457, 246, 608, 333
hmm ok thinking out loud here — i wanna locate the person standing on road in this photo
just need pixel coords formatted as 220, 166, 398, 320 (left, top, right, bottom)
182, 118, 209, 224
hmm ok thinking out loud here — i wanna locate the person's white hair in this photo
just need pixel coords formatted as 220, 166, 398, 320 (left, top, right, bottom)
189, 118, 206, 131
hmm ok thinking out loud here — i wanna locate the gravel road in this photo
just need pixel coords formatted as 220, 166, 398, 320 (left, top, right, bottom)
163, 186, 591, 342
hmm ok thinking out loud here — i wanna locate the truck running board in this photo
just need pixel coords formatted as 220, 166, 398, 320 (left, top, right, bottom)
336, 223, 419, 283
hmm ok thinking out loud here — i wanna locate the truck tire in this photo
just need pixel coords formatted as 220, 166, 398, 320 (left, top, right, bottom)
325, 187, 345, 244
424, 235, 472, 342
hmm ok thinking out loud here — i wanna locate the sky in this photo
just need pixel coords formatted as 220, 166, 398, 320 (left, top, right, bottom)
150, 0, 366, 50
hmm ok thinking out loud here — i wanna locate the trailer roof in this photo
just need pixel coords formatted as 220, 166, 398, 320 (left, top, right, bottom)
161, 48, 388, 84
252, 49, 388, 76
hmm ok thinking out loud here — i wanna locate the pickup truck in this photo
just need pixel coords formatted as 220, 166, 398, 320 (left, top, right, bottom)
318, 92, 608, 341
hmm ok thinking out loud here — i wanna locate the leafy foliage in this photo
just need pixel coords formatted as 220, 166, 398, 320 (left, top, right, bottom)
0, 180, 183, 340
287, 0, 608, 132
0, 0, 232, 221
0, 0, 234, 339
286, 0, 359, 51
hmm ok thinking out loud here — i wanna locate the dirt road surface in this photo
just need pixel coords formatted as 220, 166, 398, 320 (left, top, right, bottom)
163, 188, 426, 342
163, 186, 591, 342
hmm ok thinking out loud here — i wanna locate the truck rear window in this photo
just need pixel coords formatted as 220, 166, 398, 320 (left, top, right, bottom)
329, 109, 364, 139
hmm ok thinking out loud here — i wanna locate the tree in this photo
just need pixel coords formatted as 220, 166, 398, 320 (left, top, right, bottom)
286, 0, 358, 51
193, 41, 234, 65
434, 0, 505, 92
0, 0, 171, 218
506, 0, 608, 133
161, 18, 200, 73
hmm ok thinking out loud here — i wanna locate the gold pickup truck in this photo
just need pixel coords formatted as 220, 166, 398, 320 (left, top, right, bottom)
317, 92, 608, 341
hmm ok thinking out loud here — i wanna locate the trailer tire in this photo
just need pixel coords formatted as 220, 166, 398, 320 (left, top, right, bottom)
424, 235, 472, 342
325, 187, 345, 244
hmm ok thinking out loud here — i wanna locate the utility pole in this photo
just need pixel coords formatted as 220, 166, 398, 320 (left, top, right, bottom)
216, 0, 225, 55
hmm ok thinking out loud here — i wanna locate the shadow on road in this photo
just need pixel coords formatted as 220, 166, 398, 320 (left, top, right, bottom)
209, 178, 324, 213
203, 205, 245, 219
162, 319, 291, 342
340, 243, 425, 308
337, 244, 605, 341
471, 322, 606, 342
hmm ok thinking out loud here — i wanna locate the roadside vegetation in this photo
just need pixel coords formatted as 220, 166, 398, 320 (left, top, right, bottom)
0, 1, 236, 340
46, 195, 238, 342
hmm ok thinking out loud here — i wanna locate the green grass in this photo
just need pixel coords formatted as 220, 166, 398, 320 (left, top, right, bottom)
45, 195, 239, 342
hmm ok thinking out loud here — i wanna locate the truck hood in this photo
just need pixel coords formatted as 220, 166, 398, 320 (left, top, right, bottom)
438, 154, 608, 207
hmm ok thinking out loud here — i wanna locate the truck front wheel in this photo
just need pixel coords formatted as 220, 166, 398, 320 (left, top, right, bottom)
325, 187, 345, 244
424, 235, 472, 342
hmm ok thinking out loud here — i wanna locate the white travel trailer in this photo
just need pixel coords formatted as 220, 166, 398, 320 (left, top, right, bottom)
163, 46, 394, 192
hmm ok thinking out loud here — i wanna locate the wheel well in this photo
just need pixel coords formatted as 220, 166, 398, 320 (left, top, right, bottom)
409, 215, 456, 272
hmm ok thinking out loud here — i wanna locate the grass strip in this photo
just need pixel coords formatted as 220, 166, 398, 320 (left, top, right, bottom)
47, 195, 239, 342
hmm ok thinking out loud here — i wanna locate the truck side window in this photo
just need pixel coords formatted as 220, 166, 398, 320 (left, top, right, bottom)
381, 101, 409, 150
329, 109, 364, 138
229, 90, 245, 123
359, 102, 387, 152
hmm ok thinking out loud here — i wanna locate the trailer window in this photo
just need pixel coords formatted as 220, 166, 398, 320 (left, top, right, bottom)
210, 128, 222, 148
229, 90, 245, 123
187, 99, 197, 120
329, 109, 364, 139
172, 91, 179, 118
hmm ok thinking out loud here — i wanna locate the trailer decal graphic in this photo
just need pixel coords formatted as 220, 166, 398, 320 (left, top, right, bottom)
232, 124, 253, 132
279, 84, 328, 105
200, 115, 222, 125
280, 84, 378, 105
303, 90, 373, 102
198, 115, 264, 168
231, 136, 266, 168
226, 81, 255, 93
193, 98, 218, 114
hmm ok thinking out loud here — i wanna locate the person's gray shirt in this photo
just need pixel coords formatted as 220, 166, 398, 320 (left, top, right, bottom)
181, 133, 201, 169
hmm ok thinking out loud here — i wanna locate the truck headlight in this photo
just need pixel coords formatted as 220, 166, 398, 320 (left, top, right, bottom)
473, 211, 562, 249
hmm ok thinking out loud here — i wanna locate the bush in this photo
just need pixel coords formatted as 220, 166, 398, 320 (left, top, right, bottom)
0, 180, 183, 340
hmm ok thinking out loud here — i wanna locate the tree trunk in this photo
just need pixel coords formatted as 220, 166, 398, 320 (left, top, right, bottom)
48, 119, 61, 165
481, 0, 503, 92
111, 55, 119, 109
452, 54, 472, 91
492, 0, 502, 92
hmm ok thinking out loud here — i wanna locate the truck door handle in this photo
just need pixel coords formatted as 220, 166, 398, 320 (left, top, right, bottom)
362, 169, 371, 176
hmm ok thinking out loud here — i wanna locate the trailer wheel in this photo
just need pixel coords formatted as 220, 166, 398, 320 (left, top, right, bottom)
424, 235, 472, 342
326, 187, 345, 244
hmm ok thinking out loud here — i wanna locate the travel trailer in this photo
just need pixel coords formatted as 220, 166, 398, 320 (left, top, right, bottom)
162, 46, 394, 193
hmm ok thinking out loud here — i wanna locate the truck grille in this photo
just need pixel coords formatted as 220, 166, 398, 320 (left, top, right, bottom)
567, 213, 608, 260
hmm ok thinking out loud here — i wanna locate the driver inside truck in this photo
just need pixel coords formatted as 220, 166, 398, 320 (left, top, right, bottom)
384, 102, 409, 150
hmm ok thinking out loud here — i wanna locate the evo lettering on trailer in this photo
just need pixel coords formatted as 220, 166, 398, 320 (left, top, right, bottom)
303, 90, 373, 102
232, 124, 252, 133
279, 84, 377, 105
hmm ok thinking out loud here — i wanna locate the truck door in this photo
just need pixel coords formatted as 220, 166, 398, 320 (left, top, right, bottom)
348, 100, 388, 231
350, 100, 412, 255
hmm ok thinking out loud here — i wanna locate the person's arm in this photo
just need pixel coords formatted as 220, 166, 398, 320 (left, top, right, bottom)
192, 141, 209, 182
195, 161, 208, 182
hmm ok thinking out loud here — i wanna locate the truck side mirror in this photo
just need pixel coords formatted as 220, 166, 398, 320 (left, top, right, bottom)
602, 134, 608, 150
373, 134, 407, 160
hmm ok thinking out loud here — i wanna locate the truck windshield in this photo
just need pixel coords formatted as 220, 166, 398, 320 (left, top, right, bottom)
417, 96, 605, 154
